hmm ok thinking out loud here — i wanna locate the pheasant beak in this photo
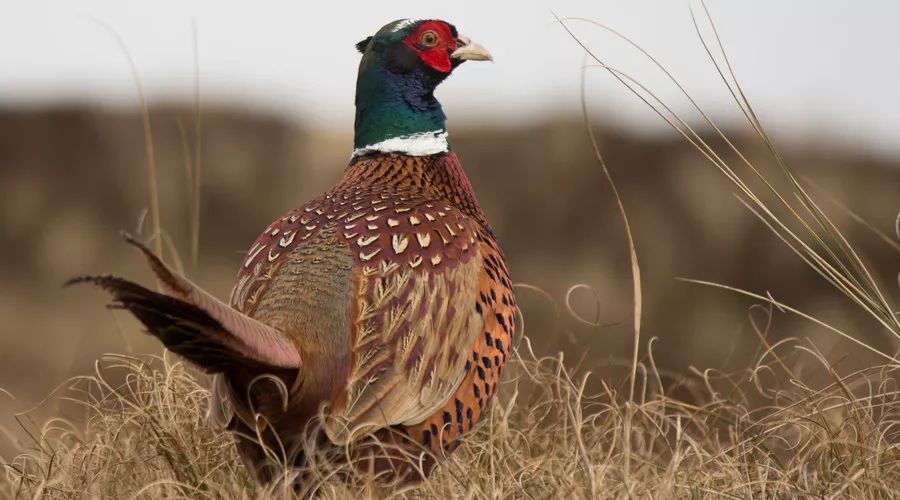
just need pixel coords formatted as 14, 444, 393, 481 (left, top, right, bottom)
451, 35, 493, 62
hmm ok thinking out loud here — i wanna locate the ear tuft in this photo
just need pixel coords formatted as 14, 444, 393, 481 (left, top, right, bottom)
355, 36, 373, 54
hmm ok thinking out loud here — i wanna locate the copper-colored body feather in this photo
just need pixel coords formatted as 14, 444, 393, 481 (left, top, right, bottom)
78, 151, 515, 483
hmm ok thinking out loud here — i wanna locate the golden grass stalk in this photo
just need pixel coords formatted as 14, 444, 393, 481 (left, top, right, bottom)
93, 20, 162, 259
558, 0, 899, 351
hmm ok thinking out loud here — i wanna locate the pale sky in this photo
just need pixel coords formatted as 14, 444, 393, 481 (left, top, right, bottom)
1, 0, 898, 156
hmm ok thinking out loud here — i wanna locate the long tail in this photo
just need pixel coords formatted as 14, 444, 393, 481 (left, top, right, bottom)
68, 234, 302, 374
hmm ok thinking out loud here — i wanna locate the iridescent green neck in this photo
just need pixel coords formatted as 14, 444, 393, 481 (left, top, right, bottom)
353, 56, 448, 157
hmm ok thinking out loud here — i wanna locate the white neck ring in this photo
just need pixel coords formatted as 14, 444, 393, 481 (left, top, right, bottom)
352, 130, 449, 158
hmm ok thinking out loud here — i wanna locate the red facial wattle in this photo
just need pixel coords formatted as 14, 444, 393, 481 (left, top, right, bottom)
402, 21, 458, 73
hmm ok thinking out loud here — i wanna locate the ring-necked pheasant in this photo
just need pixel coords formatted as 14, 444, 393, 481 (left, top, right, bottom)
74, 18, 515, 484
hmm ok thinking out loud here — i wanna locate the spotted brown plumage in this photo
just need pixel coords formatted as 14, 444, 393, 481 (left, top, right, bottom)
73, 18, 512, 484
227, 153, 514, 457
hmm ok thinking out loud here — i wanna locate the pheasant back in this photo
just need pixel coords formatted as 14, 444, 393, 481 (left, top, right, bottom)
226, 153, 514, 473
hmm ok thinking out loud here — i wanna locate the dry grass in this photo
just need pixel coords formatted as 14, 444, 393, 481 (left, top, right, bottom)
3, 335, 898, 498
3, 2, 900, 498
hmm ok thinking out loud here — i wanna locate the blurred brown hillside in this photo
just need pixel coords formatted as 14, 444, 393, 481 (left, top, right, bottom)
0, 105, 898, 414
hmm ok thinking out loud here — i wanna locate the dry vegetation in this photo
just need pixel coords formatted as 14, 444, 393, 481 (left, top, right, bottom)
2, 4, 899, 498
3, 336, 898, 498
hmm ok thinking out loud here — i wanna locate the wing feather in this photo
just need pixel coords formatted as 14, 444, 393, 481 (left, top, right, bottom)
324, 199, 483, 443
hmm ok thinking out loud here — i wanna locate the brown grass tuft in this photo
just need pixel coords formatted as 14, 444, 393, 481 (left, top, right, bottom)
4, 334, 898, 498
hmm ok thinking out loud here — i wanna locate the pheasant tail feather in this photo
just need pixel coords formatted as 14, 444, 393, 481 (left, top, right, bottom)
67, 235, 302, 373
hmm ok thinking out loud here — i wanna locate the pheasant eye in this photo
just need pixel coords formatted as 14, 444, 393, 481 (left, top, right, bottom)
420, 30, 439, 48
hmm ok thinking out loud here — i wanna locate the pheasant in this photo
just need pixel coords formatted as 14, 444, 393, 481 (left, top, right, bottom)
74, 19, 515, 484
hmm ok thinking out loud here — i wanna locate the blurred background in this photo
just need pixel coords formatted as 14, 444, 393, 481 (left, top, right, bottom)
1, 0, 898, 455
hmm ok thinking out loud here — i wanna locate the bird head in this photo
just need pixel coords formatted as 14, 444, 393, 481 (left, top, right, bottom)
352, 19, 492, 157
355, 19, 492, 79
